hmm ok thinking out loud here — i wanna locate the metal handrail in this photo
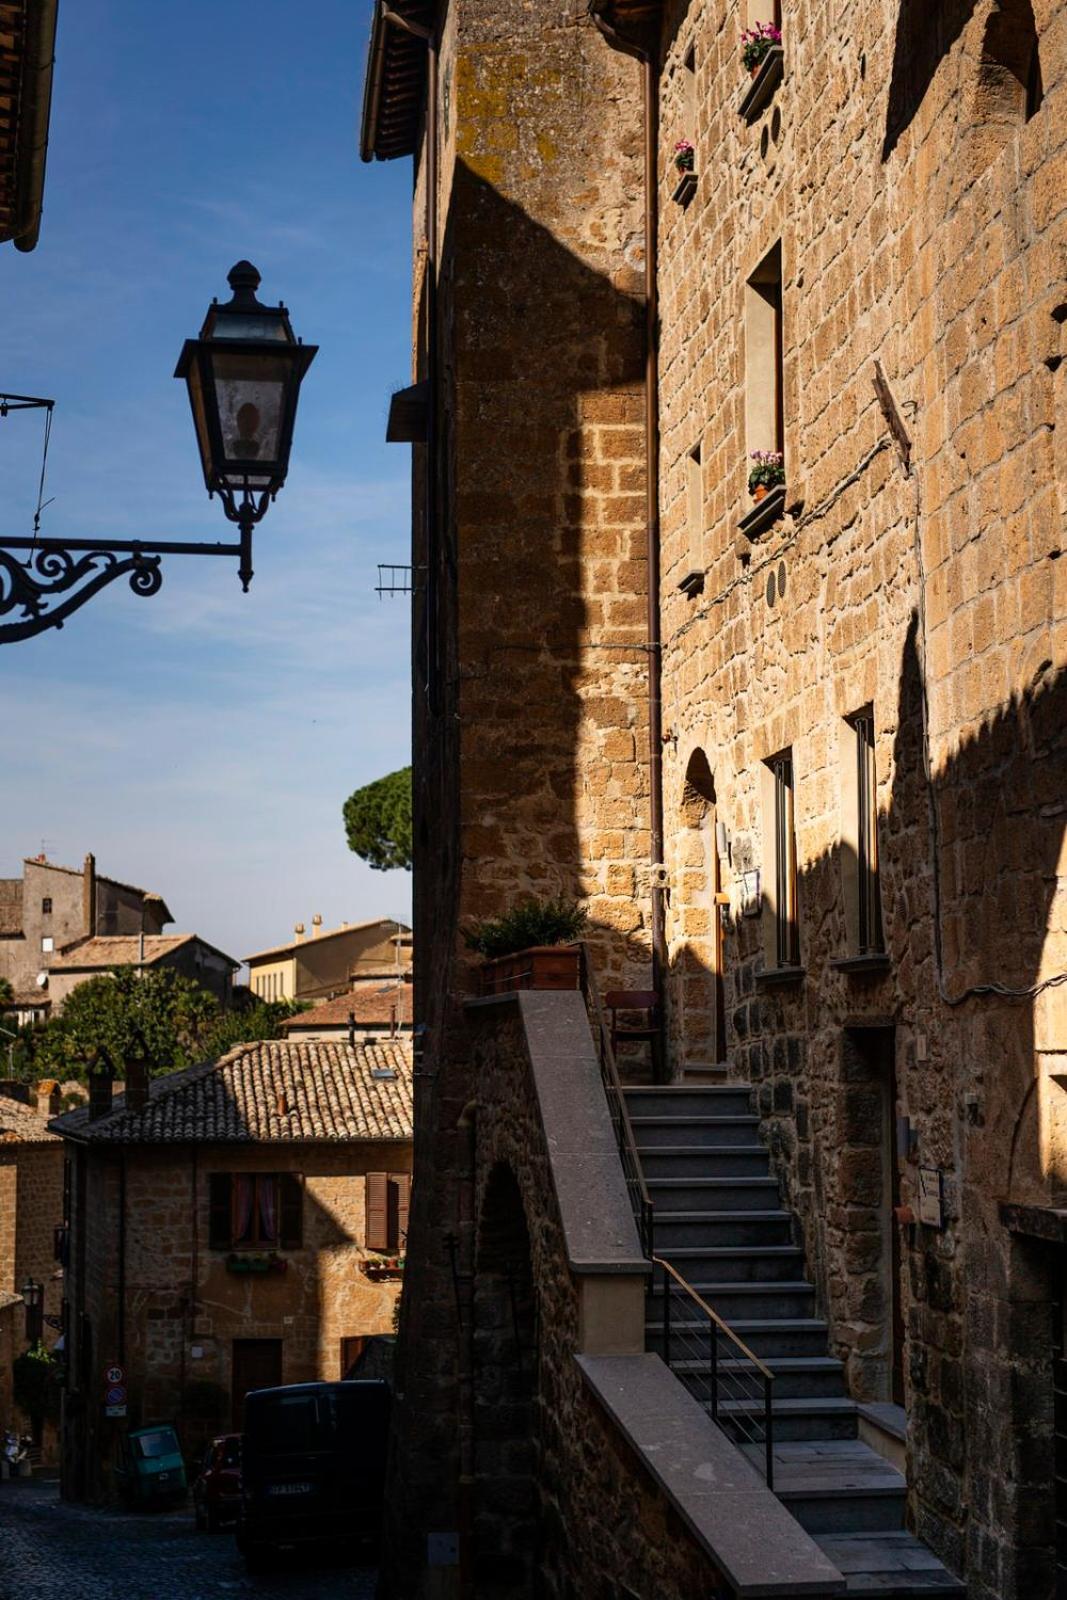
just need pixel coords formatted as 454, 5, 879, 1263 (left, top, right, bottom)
654, 1254, 776, 1489
578, 943, 654, 1259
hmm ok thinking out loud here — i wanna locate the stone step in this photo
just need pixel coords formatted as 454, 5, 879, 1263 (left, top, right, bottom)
624, 1085, 754, 1118
670, 1354, 847, 1403
652, 1209, 795, 1248
716, 1395, 860, 1443
647, 1317, 832, 1360
650, 1280, 819, 1322
631, 1114, 762, 1148
648, 1176, 782, 1212
654, 1244, 808, 1283
813, 1532, 966, 1594
650, 1177, 784, 1216
638, 1144, 773, 1179
741, 1441, 907, 1535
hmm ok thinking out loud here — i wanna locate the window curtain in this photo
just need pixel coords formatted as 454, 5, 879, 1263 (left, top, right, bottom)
258, 1176, 278, 1244
233, 1175, 255, 1244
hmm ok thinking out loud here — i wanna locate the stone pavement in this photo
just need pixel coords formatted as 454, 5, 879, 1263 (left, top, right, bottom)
0, 1479, 377, 1600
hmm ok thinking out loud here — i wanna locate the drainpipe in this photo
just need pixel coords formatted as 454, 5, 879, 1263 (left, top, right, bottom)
381, 4, 439, 715
117, 1153, 126, 1364
589, 8, 667, 1078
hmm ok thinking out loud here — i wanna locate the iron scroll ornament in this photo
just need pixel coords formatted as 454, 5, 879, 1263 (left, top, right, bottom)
0, 544, 163, 644
0, 487, 271, 645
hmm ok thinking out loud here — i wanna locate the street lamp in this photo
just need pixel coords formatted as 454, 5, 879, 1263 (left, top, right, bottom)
175, 261, 317, 592
20, 1277, 43, 1344
0, 262, 317, 643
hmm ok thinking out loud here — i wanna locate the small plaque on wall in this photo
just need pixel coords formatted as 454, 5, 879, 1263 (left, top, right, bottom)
741, 869, 761, 917
918, 1167, 944, 1228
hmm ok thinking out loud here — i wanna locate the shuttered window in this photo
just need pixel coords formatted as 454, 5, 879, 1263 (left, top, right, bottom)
208, 1173, 232, 1249
365, 1172, 412, 1252
278, 1173, 303, 1249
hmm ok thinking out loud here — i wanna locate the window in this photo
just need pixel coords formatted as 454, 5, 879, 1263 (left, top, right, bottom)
745, 243, 784, 471
41, 897, 52, 914
765, 749, 799, 968
208, 1172, 303, 1250
682, 43, 697, 135
845, 709, 884, 955
365, 1172, 411, 1253
41, 936, 53, 954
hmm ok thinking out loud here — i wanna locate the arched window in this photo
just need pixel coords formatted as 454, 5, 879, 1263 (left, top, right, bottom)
972, 0, 1042, 172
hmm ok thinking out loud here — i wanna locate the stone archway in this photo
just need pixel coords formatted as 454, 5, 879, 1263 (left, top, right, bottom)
669, 749, 727, 1073
473, 1163, 540, 1597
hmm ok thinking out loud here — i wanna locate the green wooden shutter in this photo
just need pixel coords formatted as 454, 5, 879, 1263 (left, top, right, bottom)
278, 1173, 303, 1249
366, 1172, 389, 1251
208, 1173, 232, 1249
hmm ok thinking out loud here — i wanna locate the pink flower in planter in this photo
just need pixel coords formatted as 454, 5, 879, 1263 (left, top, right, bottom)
674, 139, 695, 173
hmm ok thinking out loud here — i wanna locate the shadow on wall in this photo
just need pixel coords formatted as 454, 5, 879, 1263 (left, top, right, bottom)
413, 154, 649, 1068
665, 613, 1066, 1587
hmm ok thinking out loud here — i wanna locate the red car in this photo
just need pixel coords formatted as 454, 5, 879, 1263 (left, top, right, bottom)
193, 1434, 242, 1531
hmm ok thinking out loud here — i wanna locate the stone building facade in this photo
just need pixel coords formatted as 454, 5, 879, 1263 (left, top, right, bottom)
0, 1083, 65, 1459
52, 1038, 412, 1503
363, 0, 1065, 1595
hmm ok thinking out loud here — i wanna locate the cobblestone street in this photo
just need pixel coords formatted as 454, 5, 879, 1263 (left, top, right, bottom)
0, 1481, 378, 1600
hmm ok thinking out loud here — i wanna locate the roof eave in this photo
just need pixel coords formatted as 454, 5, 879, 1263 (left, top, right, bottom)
358, 0, 432, 164
4, 0, 60, 252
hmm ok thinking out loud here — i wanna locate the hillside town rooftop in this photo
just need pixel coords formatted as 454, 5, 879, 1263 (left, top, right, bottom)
50, 1037, 413, 1144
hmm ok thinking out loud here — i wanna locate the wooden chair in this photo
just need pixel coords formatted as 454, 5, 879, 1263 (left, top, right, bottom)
603, 990, 661, 1057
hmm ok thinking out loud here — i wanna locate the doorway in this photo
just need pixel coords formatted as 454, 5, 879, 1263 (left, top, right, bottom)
231, 1338, 283, 1430
678, 750, 727, 1070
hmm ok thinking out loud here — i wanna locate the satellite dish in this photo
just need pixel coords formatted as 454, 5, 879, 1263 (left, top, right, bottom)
35, 971, 48, 988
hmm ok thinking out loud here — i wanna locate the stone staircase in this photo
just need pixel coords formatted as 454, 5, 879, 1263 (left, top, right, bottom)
625, 1083, 965, 1598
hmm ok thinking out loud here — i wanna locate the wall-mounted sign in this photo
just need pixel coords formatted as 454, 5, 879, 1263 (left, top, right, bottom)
918, 1167, 943, 1229
741, 869, 761, 917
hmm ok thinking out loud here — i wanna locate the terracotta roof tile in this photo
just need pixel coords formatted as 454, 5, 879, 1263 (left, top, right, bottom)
49, 934, 238, 971
280, 984, 412, 1032
50, 1038, 413, 1145
244, 919, 409, 966
0, 1096, 60, 1144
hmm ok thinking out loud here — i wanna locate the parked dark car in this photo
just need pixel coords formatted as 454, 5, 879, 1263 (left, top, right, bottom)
193, 1433, 242, 1531
236, 1380, 390, 1572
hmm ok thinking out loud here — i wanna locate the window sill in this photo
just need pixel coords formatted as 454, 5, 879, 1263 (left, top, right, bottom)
737, 485, 786, 542
753, 965, 805, 989
678, 568, 705, 598
671, 170, 698, 207
832, 953, 891, 976
739, 46, 784, 122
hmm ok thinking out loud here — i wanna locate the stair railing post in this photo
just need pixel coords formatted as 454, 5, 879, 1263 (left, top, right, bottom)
662, 1261, 671, 1365
764, 1373, 774, 1491
710, 1318, 719, 1422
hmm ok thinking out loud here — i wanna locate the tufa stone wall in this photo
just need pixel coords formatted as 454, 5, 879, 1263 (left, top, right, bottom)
651, 0, 1066, 1595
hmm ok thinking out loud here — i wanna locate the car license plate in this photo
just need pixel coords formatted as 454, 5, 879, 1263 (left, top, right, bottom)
268, 1482, 312, 1495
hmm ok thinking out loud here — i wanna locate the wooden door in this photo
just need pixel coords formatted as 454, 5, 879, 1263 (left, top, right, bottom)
231, 1338, 283, 1430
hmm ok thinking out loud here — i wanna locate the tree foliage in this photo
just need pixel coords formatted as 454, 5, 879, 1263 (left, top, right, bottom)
24, 967, 298, 1082
343, 766, 413, 872
13, 1342, 60, 1430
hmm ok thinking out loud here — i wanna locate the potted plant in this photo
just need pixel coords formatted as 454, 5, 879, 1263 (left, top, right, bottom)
741, 21, 781, 76
673, 139, 695, 174
748, 450, 785, 502
464, 897, 589, 995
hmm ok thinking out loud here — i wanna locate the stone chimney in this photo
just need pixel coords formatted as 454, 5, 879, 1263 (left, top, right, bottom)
311, 914, 323, 938
125, 1055, 149, 1113
294, 922, 305, 944
83, 853, 96, 936
88, 1072, 113, 1122
36, 1079, 61, 1119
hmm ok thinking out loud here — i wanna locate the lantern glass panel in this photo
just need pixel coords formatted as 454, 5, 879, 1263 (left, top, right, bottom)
208, 350, 289, 487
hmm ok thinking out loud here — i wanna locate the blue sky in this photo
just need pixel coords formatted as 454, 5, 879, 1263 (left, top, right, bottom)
0, 1, 414, 967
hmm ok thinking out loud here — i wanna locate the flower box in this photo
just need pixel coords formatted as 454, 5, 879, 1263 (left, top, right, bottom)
361, 1256, 405, 1281
478, 943, 582, 996
739, 43, 784, 121
225, 1252, 287, 1277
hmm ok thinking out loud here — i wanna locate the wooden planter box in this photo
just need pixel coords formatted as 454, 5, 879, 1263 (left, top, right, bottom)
478, 943, 582, 996
361, 1258, 405, 1281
